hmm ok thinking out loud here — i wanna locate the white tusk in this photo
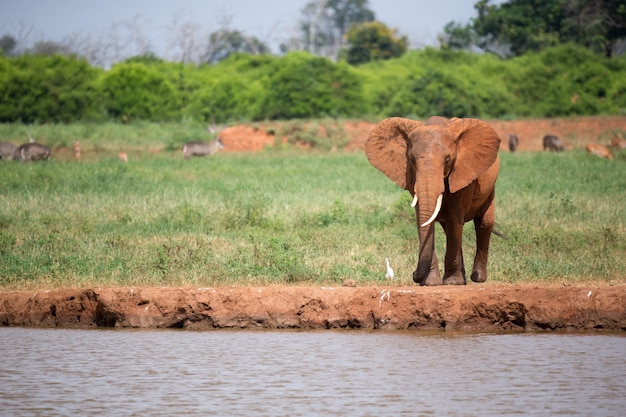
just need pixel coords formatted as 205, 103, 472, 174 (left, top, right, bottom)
410, 194, 418, 207
420, 193, 443, 227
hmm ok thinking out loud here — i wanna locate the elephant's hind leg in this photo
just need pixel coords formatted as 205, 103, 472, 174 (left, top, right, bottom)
471, 207, 494, 283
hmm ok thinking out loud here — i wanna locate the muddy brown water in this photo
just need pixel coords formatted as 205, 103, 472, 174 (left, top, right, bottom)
1, 328, 624, 416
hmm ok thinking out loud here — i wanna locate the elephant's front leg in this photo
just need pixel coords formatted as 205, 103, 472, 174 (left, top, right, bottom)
413, 223, 442, 286
441, 221, 466, 285
414, 252, 441, 286
471, 201, 495, 283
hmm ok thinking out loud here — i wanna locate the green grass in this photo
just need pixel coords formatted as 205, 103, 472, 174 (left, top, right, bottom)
1, 124, 625, 290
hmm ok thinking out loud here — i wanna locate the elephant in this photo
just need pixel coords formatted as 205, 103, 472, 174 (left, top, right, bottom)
365, 116, 501, 286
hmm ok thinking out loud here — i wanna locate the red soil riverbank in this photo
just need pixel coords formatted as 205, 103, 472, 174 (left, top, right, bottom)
2, 284, 624, 331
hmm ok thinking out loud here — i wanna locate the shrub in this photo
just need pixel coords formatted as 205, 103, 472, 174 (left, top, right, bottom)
100, 62, 181, 121
258, 52, 365, 120
0, 54, 101, 123
507, 44, 622, 117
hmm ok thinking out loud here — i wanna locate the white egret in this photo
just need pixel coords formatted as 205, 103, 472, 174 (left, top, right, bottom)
385, 258, 394, 281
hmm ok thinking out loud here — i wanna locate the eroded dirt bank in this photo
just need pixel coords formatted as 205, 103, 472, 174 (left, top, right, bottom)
217, 115, 626, 153
1, 284, 625, 332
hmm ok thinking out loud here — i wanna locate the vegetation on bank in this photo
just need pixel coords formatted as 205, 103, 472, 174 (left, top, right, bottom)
0, 123, 625, 290
1, 44, 625, 125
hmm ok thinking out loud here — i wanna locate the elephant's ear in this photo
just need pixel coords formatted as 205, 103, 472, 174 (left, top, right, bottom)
365, 117, 422, 189
448, 118, 501, 193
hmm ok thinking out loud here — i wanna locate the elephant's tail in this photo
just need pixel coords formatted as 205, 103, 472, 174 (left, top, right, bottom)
492, 223, 508, 240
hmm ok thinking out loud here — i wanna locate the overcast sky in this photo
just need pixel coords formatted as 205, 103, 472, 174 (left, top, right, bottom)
1, 0, 489, 55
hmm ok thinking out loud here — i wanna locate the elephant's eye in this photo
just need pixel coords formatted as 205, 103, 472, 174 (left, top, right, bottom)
445, 156, 451, 165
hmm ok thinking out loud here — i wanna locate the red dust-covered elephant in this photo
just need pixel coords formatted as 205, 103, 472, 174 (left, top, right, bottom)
365, 116, 501, 286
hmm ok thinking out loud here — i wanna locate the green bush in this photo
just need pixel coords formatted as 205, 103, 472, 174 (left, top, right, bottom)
0, 54, 101, 123
384, 66, 515, 119
358, 49, 519, 119
507, 44, 625, 117
100, 62, 181, 121
0, 44, 625, 123
258, 52, 365, 120
186, 70, 263, 123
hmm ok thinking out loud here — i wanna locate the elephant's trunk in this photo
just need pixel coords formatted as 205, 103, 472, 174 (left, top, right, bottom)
412, 187, 444, 284
414, 225, 435, 283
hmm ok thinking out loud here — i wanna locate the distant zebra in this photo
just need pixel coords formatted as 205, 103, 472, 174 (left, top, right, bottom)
182, 138, 224, 159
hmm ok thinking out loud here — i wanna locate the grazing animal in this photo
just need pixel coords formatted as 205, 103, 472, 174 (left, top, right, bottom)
585, 143, 613, 160
182, 138, 224, 159
0, 142, 17, 160
385, 258, 394, 282
73, 140, 81, 160
13, 142, 51, 162
508, 134, 519, 153
610, 136, 626, 150
543, 135, 563, 152
118, 152, 128, 163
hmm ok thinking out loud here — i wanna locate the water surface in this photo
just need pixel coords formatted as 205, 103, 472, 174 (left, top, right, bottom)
1, 328, 624, 416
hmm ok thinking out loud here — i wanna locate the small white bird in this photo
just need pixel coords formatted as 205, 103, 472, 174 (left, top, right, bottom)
385, 258, 394, 282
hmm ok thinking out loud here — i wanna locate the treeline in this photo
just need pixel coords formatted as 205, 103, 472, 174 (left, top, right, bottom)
1, 44, 625, 124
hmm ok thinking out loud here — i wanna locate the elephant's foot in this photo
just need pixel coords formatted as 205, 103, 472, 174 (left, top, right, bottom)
470, 265, 488, 283
443, 271, 466, 285
414, 269, 442, 286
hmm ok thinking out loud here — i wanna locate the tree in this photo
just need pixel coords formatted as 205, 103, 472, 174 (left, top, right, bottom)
442, 0, 626, 58
472, 0, 567, 57
562, 0, 626, 57
0, 35, 17, 56
439, 22, 476, 52
166, 14, 207, 64
0, 23, 33, 57
203, 29, 270, 64
29, 40, 73, 56
292, 0, 375, 60
343, 21, 407, 65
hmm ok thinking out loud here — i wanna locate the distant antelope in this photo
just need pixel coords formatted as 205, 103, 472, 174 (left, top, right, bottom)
585, 143, 613, 160
13, 142, 51, 162
543, 135, 563, 152
182, 138, 224, 159
610, 136, 626, 150
118, 152, 128, 163
73, 140, 81, 160
508, 134, 519, 153
206, 118, 226, 134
